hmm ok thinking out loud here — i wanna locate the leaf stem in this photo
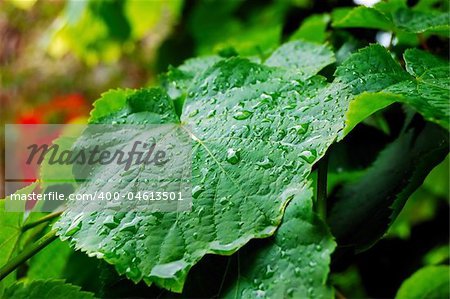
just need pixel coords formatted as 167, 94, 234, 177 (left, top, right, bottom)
0, 229, 58, 281
418, 34, 430, 51
317, 153, 328, 219
21, 211, 63, 232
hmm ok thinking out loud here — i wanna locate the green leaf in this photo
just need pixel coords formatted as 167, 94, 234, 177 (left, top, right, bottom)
342, 92, 400, 136
290, 14, 330, 44
421, 155, 449, 199
88, 88, 135, 123
3, 280, 96, 299
56, 56, 352, 292
395, 266, 450, 299
332, 2, 450, 37
223, 181, 336, 299
338, 45, 449, 136
265, 40, 335, 80
422, 245, 450, 266
332, 7, 392, 31
161, 56, 223, 100
27, 239, 73, 280
385, 49, 450, 129
392, 8, 450, 36
188, 1, 285, 56
328, 122, 449, 251
53, 43, 449, 292
334, 44, 411, 95
0, 183, 38, 296
388, 156, 448, 239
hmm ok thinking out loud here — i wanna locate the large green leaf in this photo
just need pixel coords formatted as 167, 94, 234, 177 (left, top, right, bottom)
55, 49, 349, 291
223, 181, 336, 299
328, 122, 449, 251
55, 43, 449, 292
395, 266, 450, 299
3, 280, 96, 299
332, 1, 450, 37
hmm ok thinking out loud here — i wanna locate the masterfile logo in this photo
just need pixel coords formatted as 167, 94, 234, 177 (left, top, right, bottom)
4, 124, 193, 212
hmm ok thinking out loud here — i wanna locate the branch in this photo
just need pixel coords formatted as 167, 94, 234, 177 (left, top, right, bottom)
0, 229, 58, 281
21, 211, 63, 232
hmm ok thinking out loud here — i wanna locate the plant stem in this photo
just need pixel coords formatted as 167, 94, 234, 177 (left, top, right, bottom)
0, 229, 58, 281
317, 153, 328, 219
418, 34, 430, 51
21, 211, 63, 232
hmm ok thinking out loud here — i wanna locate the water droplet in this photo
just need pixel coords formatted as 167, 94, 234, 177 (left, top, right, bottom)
189, 109, 199, 117
103, 215, 119, 229
126, 266, 142, 281
119, 218, 140, 233
283, 103, 296, 110
299, 150, 317, 164
256, 157, 274, 169
260, 93, 273, 101
65, 213, 83, 236
192, 185, 204, 199
226, 148, 241, 164
294, 267, 301, 276
287, 288, 295, 297
197, 206, 206, 217
219, 197, 229, 205
264, 265, 275, 278
255, 290, 266, 298
207, 109, 216, 118
233, 110, 252, 120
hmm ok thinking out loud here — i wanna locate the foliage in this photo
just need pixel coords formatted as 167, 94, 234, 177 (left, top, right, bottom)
395, 266, 450, 299
4, 280, 96, 299
1, 0, 449, 298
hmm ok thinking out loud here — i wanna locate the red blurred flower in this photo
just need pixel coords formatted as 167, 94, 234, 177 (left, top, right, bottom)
17, 93, 89, 124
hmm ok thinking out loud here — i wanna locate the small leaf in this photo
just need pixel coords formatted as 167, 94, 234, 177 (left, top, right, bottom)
338, 45, 449, 135
332, 2, 450, 36
395, 266, 450, 299
332, 7, 392, 31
